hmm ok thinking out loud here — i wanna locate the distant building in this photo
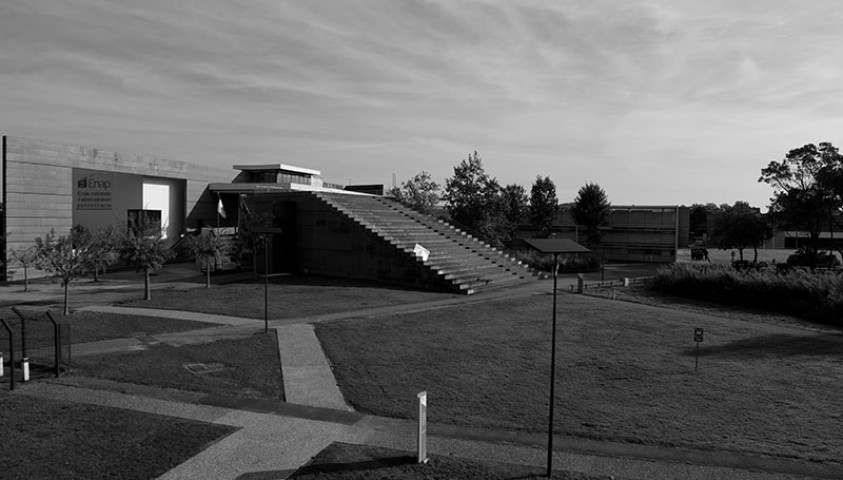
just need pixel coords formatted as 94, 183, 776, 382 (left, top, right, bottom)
514, 205, 690, 263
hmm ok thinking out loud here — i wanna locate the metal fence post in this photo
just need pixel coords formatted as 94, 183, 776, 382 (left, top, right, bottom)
47, 311, 60, 377
1, 318, 15, 391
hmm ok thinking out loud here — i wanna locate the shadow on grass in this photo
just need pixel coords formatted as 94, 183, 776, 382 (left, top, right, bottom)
258, 274, 447, 293
689, 333, 843, 358
293, 455, 417, 475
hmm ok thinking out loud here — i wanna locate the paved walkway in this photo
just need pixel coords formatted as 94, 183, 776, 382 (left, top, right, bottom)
4, 273, 841, 479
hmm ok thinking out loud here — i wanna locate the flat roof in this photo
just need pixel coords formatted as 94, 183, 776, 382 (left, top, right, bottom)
233, 163, 321, 176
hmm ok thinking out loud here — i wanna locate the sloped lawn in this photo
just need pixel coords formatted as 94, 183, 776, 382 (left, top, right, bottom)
316, 292, 843, 463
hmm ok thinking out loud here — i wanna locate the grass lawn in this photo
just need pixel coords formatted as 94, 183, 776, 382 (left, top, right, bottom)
119, 276, 458, 319
290, 442, 625, 480
316, 292, 843, 463
71, 332, 285, 400
0, 394, 235, 480
0, 308, 214, 348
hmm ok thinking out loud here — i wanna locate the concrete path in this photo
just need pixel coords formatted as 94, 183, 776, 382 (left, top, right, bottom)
79, 305, 258, 326
276, 324, 352, 411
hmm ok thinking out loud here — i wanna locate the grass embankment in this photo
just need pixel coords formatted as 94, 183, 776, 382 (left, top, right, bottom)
651, 263, 843, 326
72, 332, 284, 400
0, 395, 235, 480
290, 442, 624, 480
120, 276, 457, 319
316, 293, 843, 463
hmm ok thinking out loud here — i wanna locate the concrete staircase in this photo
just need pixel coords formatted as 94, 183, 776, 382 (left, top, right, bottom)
313, 192, 538, 294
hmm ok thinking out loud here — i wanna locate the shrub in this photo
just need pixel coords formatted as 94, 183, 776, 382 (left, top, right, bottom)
786, 248, 841, 268
651, 263, 843, 326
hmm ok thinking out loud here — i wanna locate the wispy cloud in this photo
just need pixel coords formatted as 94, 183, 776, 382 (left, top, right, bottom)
1, 0, 842, 206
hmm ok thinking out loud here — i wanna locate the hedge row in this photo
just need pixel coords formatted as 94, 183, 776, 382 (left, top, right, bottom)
650, 263, 843, 326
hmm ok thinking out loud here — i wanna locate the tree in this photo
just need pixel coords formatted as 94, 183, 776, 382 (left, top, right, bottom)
82, 225, 121, 282
529, 176, 558, 238
34, 229, 91, 315
500, 183, 529, 244
239, 211, 274, 279
10, 245, 37, 292
759, 142, 843, 267
120, 218, 174, 300
444, 151, 493, 228
688, 203, 721, 241
709, 202, 773, 262
444, 151, 509, 246
570, 183, 612, 248
388, 171, 441, 214
186, 231, 226, 288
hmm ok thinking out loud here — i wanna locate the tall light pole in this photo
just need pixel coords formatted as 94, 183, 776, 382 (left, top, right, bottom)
253, 227, 282, 334
523, 238, 591, 479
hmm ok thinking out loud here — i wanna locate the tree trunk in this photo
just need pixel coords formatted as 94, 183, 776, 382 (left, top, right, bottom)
23, 266, 28, 292
63, 281, 70, 316
753, 247, 758, 263
93, 267, 99, 282
738, 248, 744, 261
144, 269, 151, 300
206, 260, 211, 289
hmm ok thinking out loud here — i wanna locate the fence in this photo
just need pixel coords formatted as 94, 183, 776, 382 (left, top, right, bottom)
0, 308, 71, 390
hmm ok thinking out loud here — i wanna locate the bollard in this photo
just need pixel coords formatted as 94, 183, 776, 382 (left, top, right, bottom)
22, 357, 30, 382
0, 352, 4, 377
577, 274, 584, 294
417, 391, 428, 464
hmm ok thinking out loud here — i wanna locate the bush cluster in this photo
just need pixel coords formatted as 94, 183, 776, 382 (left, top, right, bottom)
650, 263, 843, 326
786, 247, 841, 268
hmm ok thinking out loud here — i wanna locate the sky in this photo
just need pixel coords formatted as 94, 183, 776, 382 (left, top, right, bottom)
2, 1, 843, 210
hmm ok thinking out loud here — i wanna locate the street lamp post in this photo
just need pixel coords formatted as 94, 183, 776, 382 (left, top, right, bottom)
253, 227, 283, 334
547, 252, 558, 478
523, 238, 591, 479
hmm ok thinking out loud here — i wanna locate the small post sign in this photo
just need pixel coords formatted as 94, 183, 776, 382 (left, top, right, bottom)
694, 328, 704, 372
417, 391, 428, 464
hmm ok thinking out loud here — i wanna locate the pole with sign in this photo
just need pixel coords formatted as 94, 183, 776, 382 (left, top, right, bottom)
417, 391, 428, 464
694, 328, 704, 372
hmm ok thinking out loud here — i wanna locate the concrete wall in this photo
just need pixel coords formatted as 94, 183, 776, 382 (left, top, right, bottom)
248, 192, 450, 291
2, 135, 235, 281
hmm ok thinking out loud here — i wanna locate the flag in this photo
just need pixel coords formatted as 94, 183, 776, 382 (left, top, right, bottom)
217, 195, 227, 219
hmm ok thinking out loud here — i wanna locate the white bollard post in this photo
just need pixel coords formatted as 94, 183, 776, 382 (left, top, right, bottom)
417, 391, 428, 464
0, 352, 4, 377
22, 357, 30, 382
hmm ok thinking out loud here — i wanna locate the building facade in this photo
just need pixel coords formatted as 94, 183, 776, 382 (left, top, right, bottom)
1, 135, 234, 281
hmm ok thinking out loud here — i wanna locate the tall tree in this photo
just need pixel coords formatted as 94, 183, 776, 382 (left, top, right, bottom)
529, 176, 558, 238
120, 217, 174, 300
499, 183, 529, 245
444, 151, 494, 229
34, 229, 91, 315
388, 171, 441, 214
688, 203, 721, 240
444, 151, 511, 246
570, 183, 612, 248
709, 201, 773, 262
759, 142, 843, 267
